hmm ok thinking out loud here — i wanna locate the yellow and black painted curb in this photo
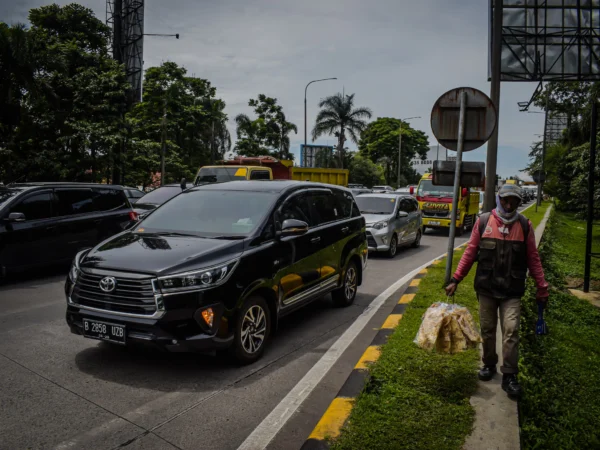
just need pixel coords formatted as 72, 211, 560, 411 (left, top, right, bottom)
301, 245, 469, 450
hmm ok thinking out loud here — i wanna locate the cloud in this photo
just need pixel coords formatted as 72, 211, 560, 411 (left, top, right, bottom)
1, 0, 546, 177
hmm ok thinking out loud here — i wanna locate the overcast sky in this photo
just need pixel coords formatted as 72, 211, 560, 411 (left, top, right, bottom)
2, 0, 546, 178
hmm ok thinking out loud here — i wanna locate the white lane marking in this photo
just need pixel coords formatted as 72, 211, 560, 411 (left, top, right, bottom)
237, 246, 464, 450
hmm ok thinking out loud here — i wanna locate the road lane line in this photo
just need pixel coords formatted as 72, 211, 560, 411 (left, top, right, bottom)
237, 243, 467, 450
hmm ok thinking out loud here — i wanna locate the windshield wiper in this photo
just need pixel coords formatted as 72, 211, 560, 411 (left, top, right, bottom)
145, 231, 195, 237
210, 235, 246, 240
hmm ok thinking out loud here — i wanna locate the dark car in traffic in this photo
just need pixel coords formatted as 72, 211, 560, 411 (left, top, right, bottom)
133, 183, 193, 219
0, 183, 137, 276
65, 181, 368, 364
123, 187, 145, 204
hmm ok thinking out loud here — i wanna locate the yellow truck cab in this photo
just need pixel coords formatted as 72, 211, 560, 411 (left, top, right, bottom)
416, 173, 480, 235
195, 165, 273, 184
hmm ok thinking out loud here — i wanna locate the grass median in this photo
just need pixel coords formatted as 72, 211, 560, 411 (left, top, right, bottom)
331, 247, 480, 450
519, 209, 600, 449
523, 200, 551, 230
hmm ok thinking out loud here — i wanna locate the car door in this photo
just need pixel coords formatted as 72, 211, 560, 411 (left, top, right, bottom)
1, 190, 59, 269
395, 198, 413, 243
53, 188, 99, 260
305, 189, 343, 288
274, 191, 323, 308
91, 188, 132, 242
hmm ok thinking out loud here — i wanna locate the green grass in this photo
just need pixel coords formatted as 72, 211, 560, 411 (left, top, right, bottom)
519, 210, 600, 449
331, 250, 480, 450
522, 200, 552, 230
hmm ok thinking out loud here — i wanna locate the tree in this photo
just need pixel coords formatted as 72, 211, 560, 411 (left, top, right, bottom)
234, 94, 296, 159
348, 153, 385, 187
358, 117, 429, 186
311, 93, 372, 168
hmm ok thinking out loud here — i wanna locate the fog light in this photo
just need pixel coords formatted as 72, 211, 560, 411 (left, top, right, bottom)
382, 235, 388, 244
171, 339, 178, 345
201, 308, 214, 327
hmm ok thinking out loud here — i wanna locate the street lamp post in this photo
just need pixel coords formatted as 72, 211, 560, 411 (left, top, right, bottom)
397, 116, 421, 188
304, 78, 337, 147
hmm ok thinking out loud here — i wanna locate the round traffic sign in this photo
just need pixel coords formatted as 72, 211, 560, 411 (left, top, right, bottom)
431, 87, 497, 152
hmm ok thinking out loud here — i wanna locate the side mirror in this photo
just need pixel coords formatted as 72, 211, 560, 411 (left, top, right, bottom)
7, 212, 26, 222
397, 211, 409, 218
280, 219, 309, 237
461, 187, 468, 198
409, 186, 415, 195
180, 178, 187, 191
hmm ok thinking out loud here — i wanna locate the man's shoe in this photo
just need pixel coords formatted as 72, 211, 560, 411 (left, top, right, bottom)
502, 374, 523, 398
478, 365, 497, 381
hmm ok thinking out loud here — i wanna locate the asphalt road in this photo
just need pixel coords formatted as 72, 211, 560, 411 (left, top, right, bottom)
0, 228, 469, 450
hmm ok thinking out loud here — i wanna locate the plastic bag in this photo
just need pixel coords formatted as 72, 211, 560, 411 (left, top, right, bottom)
414, 302, 481, 354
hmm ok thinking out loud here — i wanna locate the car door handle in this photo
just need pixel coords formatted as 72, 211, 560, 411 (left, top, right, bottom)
341, 227, 349, 233
310, 237, 321, 244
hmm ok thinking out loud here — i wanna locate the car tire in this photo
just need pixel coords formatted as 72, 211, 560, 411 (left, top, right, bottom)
230, 296, 271, 365
422, 226, 428, 234
386, 234, 398, 258
332, 260, 358, 307
412, 229, 422, 248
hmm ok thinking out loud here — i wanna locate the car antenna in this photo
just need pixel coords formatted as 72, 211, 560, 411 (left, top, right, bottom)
7, 174, 26, 185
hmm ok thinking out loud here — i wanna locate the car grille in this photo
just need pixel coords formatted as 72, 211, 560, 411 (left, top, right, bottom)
366, 231, 377, 247
73, 271, 157, 316
423, 211, 449, 218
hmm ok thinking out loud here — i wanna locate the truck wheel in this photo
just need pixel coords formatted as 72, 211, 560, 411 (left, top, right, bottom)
231, 296, 271, 365
386, 234, 398, 258
332, 260, 358, 307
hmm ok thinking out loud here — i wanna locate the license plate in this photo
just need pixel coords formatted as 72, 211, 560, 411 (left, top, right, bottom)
429, 221, 441, 226
82, 319, 126, 345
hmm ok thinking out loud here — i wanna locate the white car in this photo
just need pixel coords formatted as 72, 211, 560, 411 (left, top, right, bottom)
372, 185, 394, 193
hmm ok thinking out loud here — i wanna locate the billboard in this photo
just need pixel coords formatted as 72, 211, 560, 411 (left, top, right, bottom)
490, 0, 600, 81
300, 144, 335, 168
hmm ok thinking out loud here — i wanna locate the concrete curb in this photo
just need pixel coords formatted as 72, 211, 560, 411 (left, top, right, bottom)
300, 244, 470, 450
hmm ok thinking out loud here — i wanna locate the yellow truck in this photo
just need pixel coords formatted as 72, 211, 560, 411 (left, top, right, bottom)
195, 156, 349, 187
415, 173, 480, 235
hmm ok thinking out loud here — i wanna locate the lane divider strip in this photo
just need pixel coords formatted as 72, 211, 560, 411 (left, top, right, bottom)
301, 242, 471, 450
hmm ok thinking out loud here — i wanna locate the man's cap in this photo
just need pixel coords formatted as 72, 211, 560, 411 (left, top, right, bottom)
498, 184, 522, 200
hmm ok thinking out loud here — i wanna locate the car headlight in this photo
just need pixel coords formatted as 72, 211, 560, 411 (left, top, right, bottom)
158, 260, 239, 293
68, 261, 79, 284
372, 220, 389, 230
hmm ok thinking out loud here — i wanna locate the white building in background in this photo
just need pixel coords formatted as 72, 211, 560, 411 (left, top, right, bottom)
410, 145, 455, 175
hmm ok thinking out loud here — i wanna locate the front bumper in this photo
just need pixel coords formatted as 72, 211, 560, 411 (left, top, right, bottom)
422, 218, 461, 228
366, 228, 391, 252
65, 303, 233, 353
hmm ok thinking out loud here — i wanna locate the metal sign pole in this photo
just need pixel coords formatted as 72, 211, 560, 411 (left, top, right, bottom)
445, 91, 468, 284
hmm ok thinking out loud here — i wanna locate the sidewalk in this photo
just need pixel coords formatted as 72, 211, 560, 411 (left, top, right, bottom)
463, 204, 553, 450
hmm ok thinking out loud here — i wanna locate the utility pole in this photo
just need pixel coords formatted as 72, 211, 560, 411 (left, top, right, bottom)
484, 0, 503, 212
584, 99, 598, 293
304, 78, 337, 147
160, 97, 167, 186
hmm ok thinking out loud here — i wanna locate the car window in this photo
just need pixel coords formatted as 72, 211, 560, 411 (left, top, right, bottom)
196, 167, 248, 184
355, 196, 397, 215
307, 192, 339, 225
128, 189, 144, 198
93, 189, 127, 211
333, 190, 354, 219
11, 192, 53, 221
55, 189, 97, 216
351, 201, 361, 218
279, 194, 313, 226
412, 199, 420, 211
137, 186, 180, 205
250, 170, 271, 180
0, 187, 26, 210
399, 199, 412, 213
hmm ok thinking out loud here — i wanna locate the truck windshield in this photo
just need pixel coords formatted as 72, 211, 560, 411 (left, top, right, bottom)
138, 190, 277, 237
417, 180, 454, 197
354, 196, 397, 214
195, 167, 248, 184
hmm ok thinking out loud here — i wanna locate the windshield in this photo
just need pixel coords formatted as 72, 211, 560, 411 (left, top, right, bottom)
355, 196, 397, 215
0, 187, 25, 210
137, 187, 181, 205
372, 186, 388, 190
138, 190, 277, 237
195, 167, 248, 184
417, 180, 454, 197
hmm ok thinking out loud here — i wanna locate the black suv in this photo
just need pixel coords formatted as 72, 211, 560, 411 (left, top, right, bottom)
65, 181, 368, 364
0, 183, 136, 276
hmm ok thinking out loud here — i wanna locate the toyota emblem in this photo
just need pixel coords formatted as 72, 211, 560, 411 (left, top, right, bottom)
99, 276, 117, 293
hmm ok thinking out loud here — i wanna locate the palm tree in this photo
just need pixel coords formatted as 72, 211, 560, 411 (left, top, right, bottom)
275, 111, 298, 159
311, 93, 372, 168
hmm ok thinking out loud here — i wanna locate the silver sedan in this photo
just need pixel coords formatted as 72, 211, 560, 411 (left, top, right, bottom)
355, 193, 422, 258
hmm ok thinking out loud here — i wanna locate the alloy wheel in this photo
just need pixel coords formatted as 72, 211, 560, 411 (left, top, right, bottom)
344, 266, 357, 300
241, 305, 267, 354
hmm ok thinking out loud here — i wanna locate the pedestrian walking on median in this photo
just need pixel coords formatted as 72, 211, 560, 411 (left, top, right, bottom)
444, 184, 548, 398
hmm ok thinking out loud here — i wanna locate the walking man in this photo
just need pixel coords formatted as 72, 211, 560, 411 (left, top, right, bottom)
445, 184, 548, 398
